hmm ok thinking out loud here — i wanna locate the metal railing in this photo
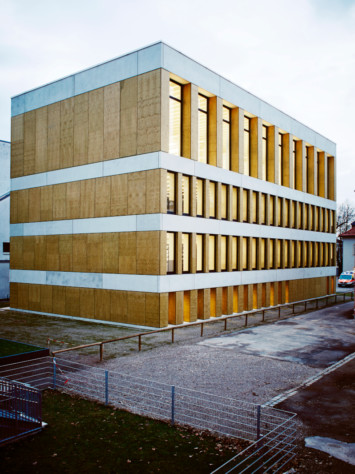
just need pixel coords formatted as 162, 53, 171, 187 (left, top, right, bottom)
0, 377, 42, 446
52, 291, 354, 361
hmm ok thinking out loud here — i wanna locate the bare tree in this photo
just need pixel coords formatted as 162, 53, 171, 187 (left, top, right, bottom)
337, 201, 355, 236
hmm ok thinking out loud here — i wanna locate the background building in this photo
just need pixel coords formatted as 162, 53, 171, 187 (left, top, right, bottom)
9, 42, 336, 327
0, 140, 10, 299
339, 223, 355, 273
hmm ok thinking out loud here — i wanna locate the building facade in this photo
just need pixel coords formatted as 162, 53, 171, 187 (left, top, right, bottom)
340, 223, 355, 273
10, 42, 336, 327
0, 140, 10, 299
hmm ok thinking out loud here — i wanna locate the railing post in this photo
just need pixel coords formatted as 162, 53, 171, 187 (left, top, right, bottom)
245, 314, 248, 326
278, 306, 281, 318
224, 319, 227, 331
292, 303, 295, 314
100, 343, 104, 361
138, 335, 142, 351
262, 309, 265, 322
305, 301, 307, 311
105, 371, 109, 405
171, 386, 175, 425
53, 357, 57, 390
200, 323, 204, 337
172, 328, 174, 344
256, 405, 261, 441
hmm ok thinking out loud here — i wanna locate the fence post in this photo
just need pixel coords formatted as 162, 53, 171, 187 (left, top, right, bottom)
53, 358, 57, 390
172, 328, 174, 344
256, 404, 261, 441
171, 386, 175, 425
105, 371, 109, 405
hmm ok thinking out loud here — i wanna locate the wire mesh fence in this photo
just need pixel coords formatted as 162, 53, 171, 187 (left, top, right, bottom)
0, 377, 42, 445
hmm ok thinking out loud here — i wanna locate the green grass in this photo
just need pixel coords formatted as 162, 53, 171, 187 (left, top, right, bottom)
0, 339, 44, 357
0, 391, 245, 473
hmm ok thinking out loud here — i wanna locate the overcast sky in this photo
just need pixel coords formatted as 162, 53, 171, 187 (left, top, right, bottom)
1, 0, 354, 206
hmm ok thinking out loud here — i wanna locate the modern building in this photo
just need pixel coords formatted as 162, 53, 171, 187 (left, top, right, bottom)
339, 222, 355, 273
0, 140, 10, 299
9, 42, 336, 327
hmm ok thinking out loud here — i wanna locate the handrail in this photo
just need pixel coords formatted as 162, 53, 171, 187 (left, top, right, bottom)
52, 291, 354, 361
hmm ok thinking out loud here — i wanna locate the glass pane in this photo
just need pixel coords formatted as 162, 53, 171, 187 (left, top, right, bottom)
167, 172, 175, 213
182, 233, 189, 272
232, 187, 238, 221
198, 95, 208, 163
221, 236, 227, 271
285, 241, 289, 267
260, 238, 265, 269
252, 191, 257, 223
196, 234, 203, 272
277, 197, 282, 226
209, 182, 216, 218
198, 94, 208, 112
269, 196, 274, 225
269, 240, 274, 268
232, 236, 237, 270
260, 193, 266, 225
182, 175, 190, 215
278, 133, 283, 184
252, 238, 257, 269
196, 179, 204, 216
244, 117, 250, 176
209, 235, 215, 271
170, 81, 181, 100
242, 237, 248, 270
262, 125, 267, 181
222, 107, 231, 170
166, 232, 175, 273
243, 189, 248, 222
169, 82, 182, 156
221, 185, 227, 219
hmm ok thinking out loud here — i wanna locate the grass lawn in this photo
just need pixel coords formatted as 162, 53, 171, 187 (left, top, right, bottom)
0, 391, 244, 473
0, 338, 44, 358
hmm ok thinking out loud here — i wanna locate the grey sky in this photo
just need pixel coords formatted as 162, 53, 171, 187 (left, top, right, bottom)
1, 0, 354, 206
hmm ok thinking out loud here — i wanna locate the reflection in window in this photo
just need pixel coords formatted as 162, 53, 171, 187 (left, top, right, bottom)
209, 235, 216, 271
244, 116, 250, 176
182, 175, 190, 215
209, 181, 216, 218
182, 233, 190, 273
221, 236, 227, 271
196, 178, 204, 217
169, 81, 182, 156
262, 125, 268, 181
167, 172, 175, 213
198, 94, 208, 163
196, 234, 203, 272
222, 106, 231, 170
166, 232, 175, 273
221, 184, 227, 220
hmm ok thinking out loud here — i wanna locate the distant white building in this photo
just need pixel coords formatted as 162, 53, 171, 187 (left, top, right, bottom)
340, 222, 355, 273
0, 140, 10, 299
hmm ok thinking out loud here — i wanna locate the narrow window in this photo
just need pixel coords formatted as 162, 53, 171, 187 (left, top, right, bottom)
232, 236, 238, 270
292, 139, 297, 189
198, 94, 208, 163
221, 236, 227, 271
277, 197, 282, 227
209, 235, 216, 271
242, 237, 248, 270
169, 81, 182, 156
182, 175, 190, 215
262, 125, 268, 181
252, 191, 258, 224
260, 193, 266, 225
244, 116, 250, 176
166, 232, 175, 273
277, 240, 282, 269
221, 184, 227, 220
167, 172, 175, 213
252, 238, 258, 270
278, 133, 283, 185
291, 241, 296, 268
222, 106, 231, 170
232, 187, 238, 221
284, 199, 289, 227
305, 146, 310, 193
285, 241, 289, 268
209, 181, 216, 218
182, 233, 190, 273
269, 195, 275, 226
196, 178, 204, 217
196, 234, 203, 272
3, 242, 10, 253
260, 238, 266, 269
269, 239, 274, 269
243, 189, 248, 222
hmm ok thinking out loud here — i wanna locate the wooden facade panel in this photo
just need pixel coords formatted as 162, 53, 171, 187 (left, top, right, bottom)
59, 234, 73, 271
34, 235, 46, 270
18, 283, 29, 310
119, 232, 137, 274
103, 233, 119, 274
35, 107, 48, 173
103, 82, 120, 160
111, 174, 127, 216
23, 110, 36, 175
95, 176, 110, 217
87, 234, 103, 273
53, 183, 67, 220
28, 284, 41, 312
67, 181, 80, 219
10, 282, 18, 308
137, 231, 160, 275
17, 189, 29, 223
88, 88, 104, 163
80, 179, 95, 218
65, 287, 80, 317
22, 236, 34, 270
52, 285, 66, 315
28, 187, 41, 223
120, 76, 137, 157
10, 191, 18, 224
128, 171, 146, 215
146, 169, 161, 214
137, 70, 161, 154
11, 115, 24, 178
110, 290, 127, 323
46, 235, 59, 270
127, 292, 145, 325
94, 289, 111, 321
40, 186, 53, 221
47, 102, 61, 171
60, 98, 74, 168
40, 285, 53, 314
74, 93, 89, 166
145, 293, 160, 327
10, 237, 23, 269
72, 234, 87, 272
80, 288, 95, 318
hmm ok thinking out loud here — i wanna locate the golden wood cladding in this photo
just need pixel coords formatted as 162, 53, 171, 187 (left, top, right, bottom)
11, 70, 165, 178
11, 169, 163, 223
11, 231, 162, 275
10, 283, 168, 327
